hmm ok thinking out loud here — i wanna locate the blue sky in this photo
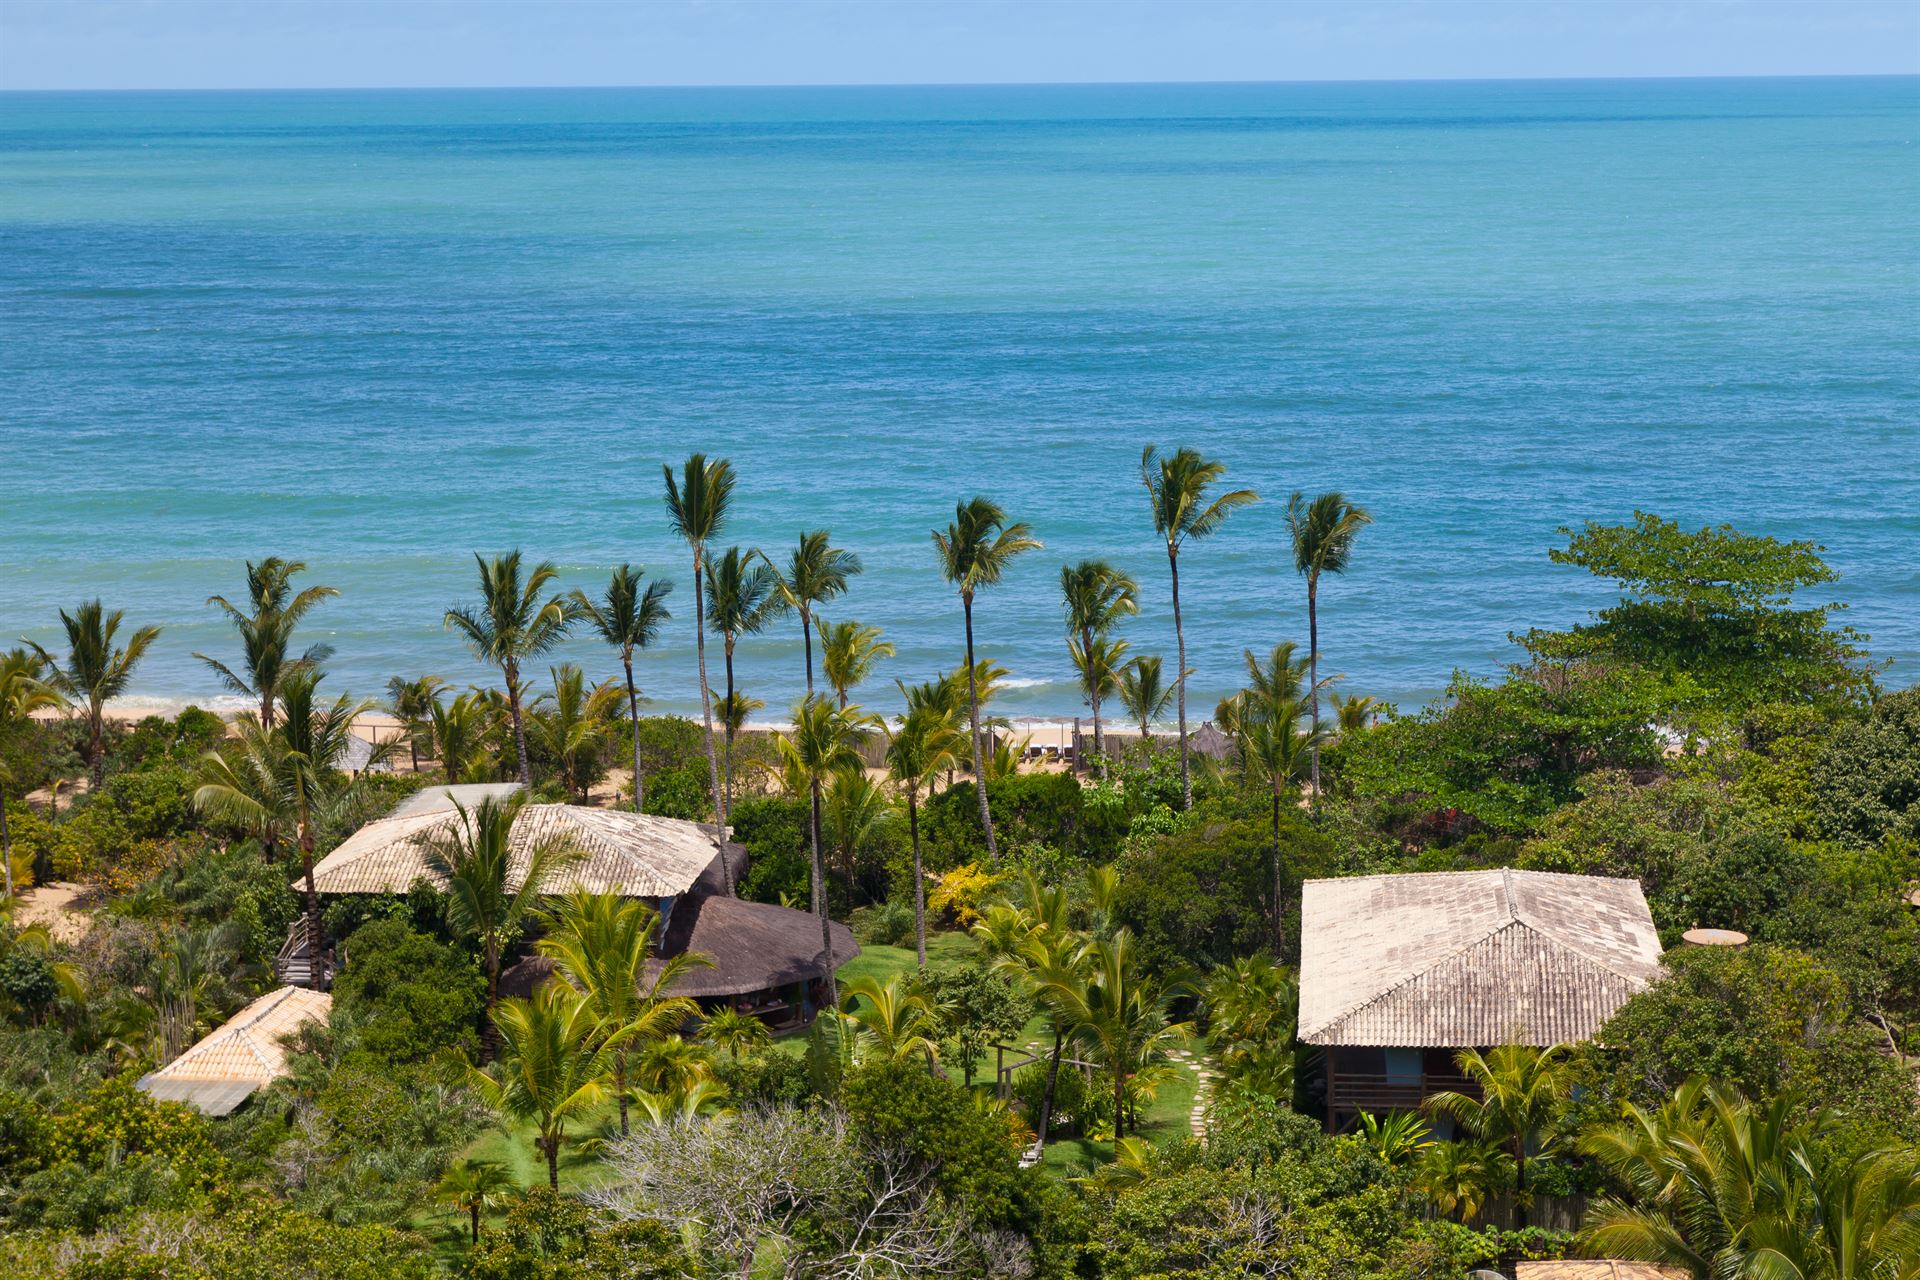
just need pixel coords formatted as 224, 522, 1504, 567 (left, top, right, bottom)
2, 0, 1916, 91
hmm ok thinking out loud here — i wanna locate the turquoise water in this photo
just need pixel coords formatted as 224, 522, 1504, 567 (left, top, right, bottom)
2, 79, 1916, 718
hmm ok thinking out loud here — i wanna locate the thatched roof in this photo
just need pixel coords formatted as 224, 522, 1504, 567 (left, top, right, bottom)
306, 802, 728, 898
1298, 869, 1662, 1048
138, 986, 330, 1116
1188, 721, 1235, 759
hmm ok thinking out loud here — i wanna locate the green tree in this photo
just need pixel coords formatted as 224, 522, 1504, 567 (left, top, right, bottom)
662, 453, 736, 856
774, 529, 862, 697
529, 663, 621, 802
1061, 560, 1139, 772
536, 888, 707, 1136
194, 557, 338, 730
1140, 445, 1257, 811
775, 696, 872, 1006
818, 617, 894, 709
1230, 642, 1326, 944
932, 496, 1041, 864
884, 688, 967, 966
1036, 928, 1189, 1139
570, 564, 673, 814
418, 794, 584, 1046
461, 983, 624, 1188
444, 551, 579, 786
1118, 654, 1176, 742
837, 973, 943, 1065
383, 674, 445, 772
434, 1159, 512, 1244
0, 649, 65, 899
1425, 1043, 1572, 1228
426, 689, 490, 784
1285, 491, 1371, 795
704, 545, 783, 814
1810, 686, 1920, 848
29, 599, 161, 792
332, 917, 485, 1063
699, 1006, 772, 1060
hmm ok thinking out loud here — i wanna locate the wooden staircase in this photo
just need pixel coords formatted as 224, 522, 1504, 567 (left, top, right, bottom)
274, 919, 334, 990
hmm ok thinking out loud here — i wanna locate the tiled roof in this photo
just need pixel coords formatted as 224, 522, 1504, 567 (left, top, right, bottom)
1298, 869, 1662, 1048
305, 803, 722, 898
1517, 1264, 1688, 1280
138, 986, 331, 1114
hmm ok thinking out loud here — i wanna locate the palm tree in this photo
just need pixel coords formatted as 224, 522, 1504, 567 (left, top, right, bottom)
1416, 1140, 1516, 1224
428, 689, 490, 783
529, 664, 621, 802
444, 552, 578, 786
1140, 446, 1257, 809
1117, 654, 1176, 745
418, 794, 585, 1047
704, 546, 783, 815
997, 914, 1090, 1154
932, 497, 1041, 864
29, 600, 161, 792
537, 888, 708, 1136
0, 650, 66, 899
461, 983, 623, 1188
383, 675, 445, 772
1357, 1110, 1435, 1169
1425, 1043, 1572, 1229
822, 769, 888, 900
1060, 560, 1138, 774
818, 619, 894, 710
774, 696, 872, 1008
1330, 690, 1380, 735
1286, 492, 1372, 795
435, 1160, 512, 1244
276, 669, 375, 978
194, 558, 337, 730
662, 454, 735, 851
1035, 929, 1189, 1140
774, 530, 862, 697
570, 565, 672, 814
883, 691, 966, 967
1202, 952, 1297, 1088
838, 974, 943, 1065
700, 1006, 773, 1061
192, 717, 295, 860
1232, 643, 1325, 944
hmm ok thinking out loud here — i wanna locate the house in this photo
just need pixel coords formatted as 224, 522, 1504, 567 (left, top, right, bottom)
307, 784, 857, 1029
137, 986, 330, 1115
1298, 869, 1662, 1131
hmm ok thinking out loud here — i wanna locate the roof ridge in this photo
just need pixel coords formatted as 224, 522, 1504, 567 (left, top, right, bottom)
1303, 912, 1513, 1038
1506, 892, 1658, 986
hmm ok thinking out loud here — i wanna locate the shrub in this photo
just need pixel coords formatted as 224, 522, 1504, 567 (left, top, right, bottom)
330, 919, 484, 1064
848, 900, 914, 947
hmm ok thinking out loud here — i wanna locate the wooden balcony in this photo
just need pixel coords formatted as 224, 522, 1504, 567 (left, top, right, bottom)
1327, 1069, 1479, 1116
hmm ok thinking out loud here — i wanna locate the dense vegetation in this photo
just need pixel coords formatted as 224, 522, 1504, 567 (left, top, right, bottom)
0, 476, 1915, 1277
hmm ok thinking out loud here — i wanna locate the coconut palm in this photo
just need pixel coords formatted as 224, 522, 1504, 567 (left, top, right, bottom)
838, 974, 943, 1065
418, 794, 585, 1046
444, 552, 578, 787
537, 888, 708, 1137
1416, 1140, 1516, 1224
1140, 446, 1257, 809
1426, 1043, 1573, 1229
704, 546, 784, 814
662, 454, 735, 851
1331, 690, 1380, 735
932, 497, 1041, 864
428, 689, 490, 784
570, 564, 672, 814
194, 558, 337, 730
383, 674, 445, 772
529, 664, 622, 802
192, 716, 295, 859
774, 530, 862, 696
1060, 560, 1138, 774
998, 914, 1091, 1154
1035, 929, 1189, 1139
1202, 952, 1296, 1084
716, 689, 763, 760
1357, 1110, 1436, 1169
822, 769, 889, 903
774, 696, 872, 1008
1232, 643, 1325, 944
884, 691, 967, 967
700, 1006, 772, 1061
0, 650, 65, 899
818, 618, 894, 710
461, 983, 624, 1188
435, 1159, 512, 1244
1286, 492, 1372, 795
29, 600, 161, 792
1117, 654, 1175, 744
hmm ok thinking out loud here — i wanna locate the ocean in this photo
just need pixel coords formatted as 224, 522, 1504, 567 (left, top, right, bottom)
1, 78, 1915, 720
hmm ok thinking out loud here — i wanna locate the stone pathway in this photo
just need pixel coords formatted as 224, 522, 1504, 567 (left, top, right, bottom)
1165, 1048, 1217, 1140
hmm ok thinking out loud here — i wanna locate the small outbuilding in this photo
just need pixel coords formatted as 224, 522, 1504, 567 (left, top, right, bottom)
137, 986, 330, 1116
1298, 869, 1663, 1131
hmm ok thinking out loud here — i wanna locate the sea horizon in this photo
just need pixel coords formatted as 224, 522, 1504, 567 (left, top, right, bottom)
4, 76, 1915, 718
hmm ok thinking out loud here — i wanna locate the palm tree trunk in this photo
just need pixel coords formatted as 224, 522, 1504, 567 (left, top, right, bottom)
623, 657, 644, 813
469, 1204, 480, 1244
809, 774, 837, 1007
908, 788, 926, 969
1307, 574, 1321, 797
89, 707, 105, 792
0, 792, 14, 899
482, 944, 500, 1058
1036, 1020, 1063, 1151
298, 810, 322, 992
260, 689, 274, 732
1169, 553, 1191, 810
1514, 1144, 1528, 1230
722, 638, 737, 820
692, 553, 733, 894
963, 595, 998, 863
1114, 1061, 1128, 1140
1082, 622, 1105, 778
800, 605, 815, 697
505, 660, 531, 787
545, 1139, 559, 1190
616, 1050, 630, 1137
1269, 791, 1283, 949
